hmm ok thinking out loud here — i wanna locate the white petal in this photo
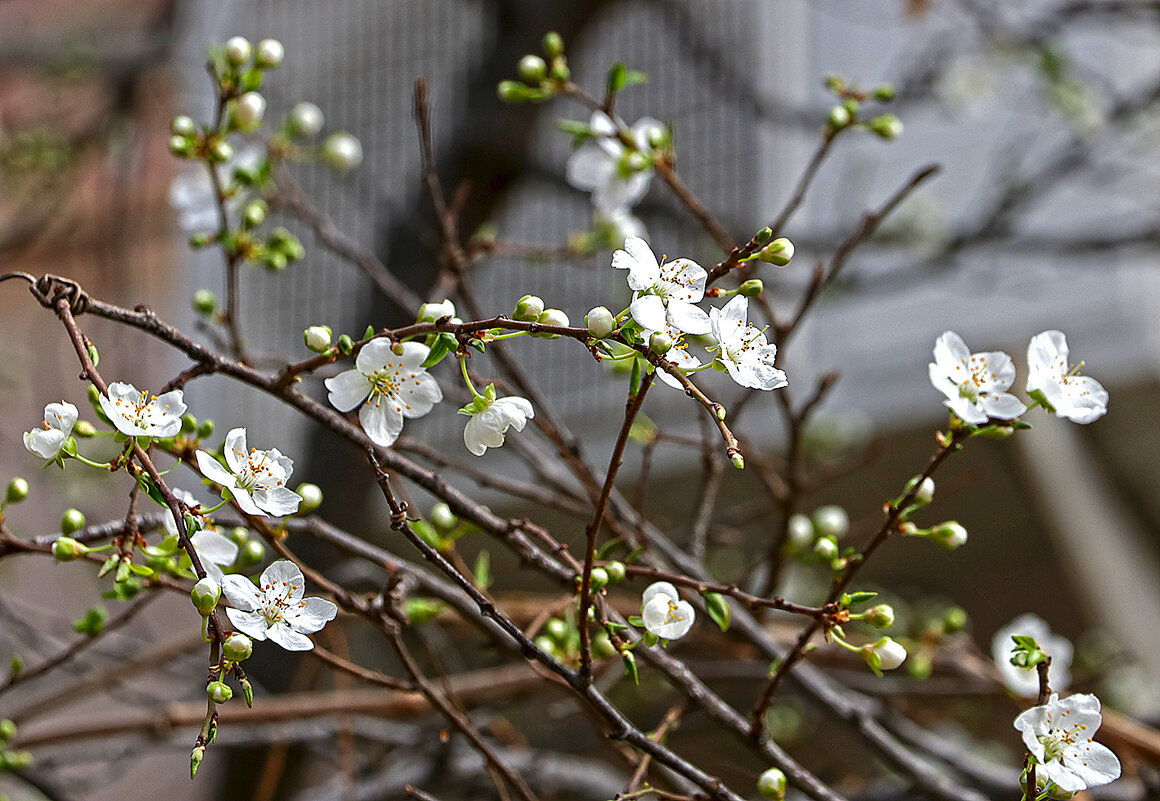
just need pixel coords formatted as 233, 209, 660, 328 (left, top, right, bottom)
464, 413, 506, 456
398, 341, 431, 370
24, 428, 65, 459
666, 301, 711, 336
325, 369, 371, 412
221, 574, 261, 612
932, 332, 970, 380
945, 394, 989, 425
614, 236, 660, 290
354, 338, 396, 374
230, 488, 263, 517
630, 294, 668, 331
641, 581, 679, 607
1027, 330, 1068, 390
565, 143, 614, 191
261, 559, 306, 598
253, 486, 302, 517
593, 172, 650, 213
974, 351, 1017, 393
223, 428, 249, 474
266, 624, 315, 651
981, 392, 1027, 420
359, 396, 405, 447
196, 450, 239, 491
154, 390, 187, 421
1014, 704, 1050, 760
398, 372, 443, 419
192, 530, 238, 567
659, 258, 707, 303
225, 609, 269, 640
1058, 376, 1108, 424
928, 363, 961, 402
1065, 740, 1121, 787
494, 396, 534, 427
287, 597, 338, 633
44, 401, 78, 434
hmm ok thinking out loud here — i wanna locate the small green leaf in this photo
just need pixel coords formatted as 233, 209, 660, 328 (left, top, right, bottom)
129, 564, 155, 577
627, 615, 644, 627
629, 357, 642, 396
469, 338, 486, 353
701, 591, 731, 632
622, 651, 638, 685
607, 62, 628, 95
596, 539, 624, 560
73, 605, 108, 636
840, 591, 878, 608
363, 324, 376, 339
421, 335, 452, 368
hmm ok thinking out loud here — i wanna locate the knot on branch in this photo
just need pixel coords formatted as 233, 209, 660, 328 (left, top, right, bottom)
31, 274, 89, 316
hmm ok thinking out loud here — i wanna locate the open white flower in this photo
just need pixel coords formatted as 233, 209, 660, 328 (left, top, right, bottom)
162, 489, 239, 583
992, 613, 1073, 697
99, 382, 186, 438
1027, 330, 1108, 424
613, 236, 710, 335
221, 559, 337, 651
566, 112, 663, 214
324, 339, 443, 447
1015, 693, 1121, 793
641, 581, 695, 640
709, 296, 788, 391
645, 320, 702, 389
196, 428, 301, 517
23, 401, 78, 459
462, 395, 534, 456
928, 331, 1026, 424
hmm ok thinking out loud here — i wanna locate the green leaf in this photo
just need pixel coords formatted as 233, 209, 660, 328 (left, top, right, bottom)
421, 334, 453, 368
607, 62, 628, 95
627, 615, 644, 627
629, 357, 642, 396
73, 605, 108, 636
363, 324, 376, 339
840, 591, 878, 608
622, 70, 648, 89
129, 564, 155, 577
622, 651, 638, 685
596, 539, 624, 560
469, 338, 486, 353
1012, 635, 1040, 650
701, 591, 731, 632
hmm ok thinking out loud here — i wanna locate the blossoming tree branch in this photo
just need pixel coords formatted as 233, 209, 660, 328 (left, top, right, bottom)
0, 31, 1142, 801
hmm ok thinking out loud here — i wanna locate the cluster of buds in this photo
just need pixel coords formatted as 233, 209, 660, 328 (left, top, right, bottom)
513, 295, 569, 337
497, 32, 572, 103
0, 718, 31, 772
786, 504, 850, 565
822, 73, 902, 140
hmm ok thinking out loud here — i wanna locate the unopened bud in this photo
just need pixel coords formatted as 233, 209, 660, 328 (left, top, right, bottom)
730, 452, 745, 470
74, 420, 97, 438
585, 306, 615, 338
943, 606, 969, 633
288, 102, 324, 137
190, 745, 205, 779
542, 32, 565, 59
223, 633, 253, 662
738, 279, 764, 297
514, 294, 545, 321
295, 482, 323, 513
812, 505, 849, 539
930, 521, 968, 550
206, 680, 233, 703
518, 54, 548, 83
649, 331, 673, 355
209, 139, 234, 163
826, 104, 852, 131
239, 539, 265, 566
52, 536, 86, 562
864, 604, 895, 629
915, 476, 935, 504
61, 508, 86, 535
224, 36, 252, 67
240, 676, 254, 707
589, 567, 609, 591
813, 535, 838, 561
337, 334, 354, 355
787, 513, 814, 548
193, 289, 217, 315
0, 719, 15, 743
233, 92, 266, 130
867, 114, 903, 140
539, 308, 569, 328
242, 199, 268, 228
5, 477, 29, 504
171, 115, 197, 138
191, 577, 220, 615
605, 561, 626, 583
322, 132, 363, 171
303, 325, 332, 352
418, 299, 456, 323
753, 226, 773, 245
430, 502, 457, 531
189, 232, 214, 249
549, 58, 570, 82
872, 83, 896, 102
757, 767, 787, 800
181, 414, 198, 434
196, 420, 215, 439
759, 238, 794, 267
3, 750, 31, 769
254, 38, 284, 69
169, 135, 194, 157
497, 80, 529, 103
865, 636, 907, 671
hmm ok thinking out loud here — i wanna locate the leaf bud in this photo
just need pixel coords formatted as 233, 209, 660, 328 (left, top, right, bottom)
338, 334, 354, 355
254, 38, 284, 69
61, 508, 86, 535
233, 92, 267, 130
813, 535, 838, 561
738, 279, 764, 297
759, 237, 794, 267
518, 54, 548, 83
930, 521, 968, 550
757, 767, 787, 801
52, 535, 86, 562
604, 561, 626, 583
730, 452, 745, 470
514, 294, 545, 321
191, 577, 220, 615
826, 104, 852, 131
649, 331, 673, 355
823, 73, 845, 93
303, 325, 333, 353
585, 305, 615, 338
872, 83, 897, 102
322, 132, 363, 171
867, 114, 903, 140
3, 750, 32, 769
222, 632, 253, 662
288, 101, 324, 137
5, 477, 29, 504
295, 482, 323, 513
812, 505, 849, 539
542, 32, 565, 59
0, 719, 15, 742
171, 115, 197, 138
206, 680, 233, 703
190, 745, 205, 779
864, 604, 895, 629
224, 36, 253, 66
753, 226, 773, 244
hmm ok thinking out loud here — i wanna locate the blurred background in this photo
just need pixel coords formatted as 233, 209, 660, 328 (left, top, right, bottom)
2, 0, 1160, 799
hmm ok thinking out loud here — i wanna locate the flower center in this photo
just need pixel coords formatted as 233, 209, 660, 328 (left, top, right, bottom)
235, 448, 282, 492
258, 579, 299, 626
1040, 711, 1091, 762
114, 391, 170, 428
664, 600, 686, 626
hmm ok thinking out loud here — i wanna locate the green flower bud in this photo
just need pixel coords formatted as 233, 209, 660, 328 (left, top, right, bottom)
514, 294, 545, 321
649, 331, 673, 355
3, 750, 32, 769
189, 232, 214, 249
303, 325, 332, 352
233, 92, 266, 131
206, 680, 233, 703
209, 139, 234, 163
171, 115, 197, 137
430, 502, 457, 531
224, 36, 253, 66
196, 419, 215, 439
518, 55, 548, 83
753, 226, 773, 244
497, 80, 529, 103
533, 633, 558, 656
191, 577, 220, 615
757, 767, 787, 800
168, 135, 194, 157
229, 526, 249, 545
738, 279, 764, 297
787, 513, 814, 548
239, 538, 265, 566
730, 452, 745, 470
592, 630, 617, 659
544, 618, 569, 642
930, 521, 968, 550
295, 482, 323, 513
254, 38, 284, 69
813, 535, 838, 561
5, 477, 29, 504
222, 632, 253, 662
61, 509, 86, 535
759, 238, 794, 267
51, 536, 86, 562
823, 74, 845, 93
338, 334, 354, 355
322, 132, 363, 171
604, 561, 626, 583
0, 718, 16, 742
390, 341, 405, 356
288, 102, 324, 138
943, 606, 969, 633
589, 567, 609, 591
872, 83, 896, 102
242, 199, 268, 228
191, 288, 216, 316
864, 604, 895, 629
812, 505, 849, 539
71, 420, 95, 439
585, 306, 615, 338
549, 58, 571, 83
826, 104, 852, 131
867, 114, 903, 140
542, 32, 565, 59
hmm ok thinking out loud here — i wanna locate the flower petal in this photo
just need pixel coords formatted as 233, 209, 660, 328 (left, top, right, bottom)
325, 369, 371, 413
252, 486, 303, 517
359, 396, 405, 447
44, 401, 78, 434
225, 609, 269, 640
980, 392, 1027, 420
192, 530, 239, 567
666, 301, 711, 336
230, 488, 264, 517
932, 332, 970, 381
565, 142, 614, 191
354, 338, 396, 374
399, 372, 443, 420
630, 294, 668, 331
641, 581, 679, 607
261, 559, 306, 598
223, 428, 249, 474
287, 597, 338, 634
221, 574, 261, 612
266, 623, 315, 651
196, 450, 238, 491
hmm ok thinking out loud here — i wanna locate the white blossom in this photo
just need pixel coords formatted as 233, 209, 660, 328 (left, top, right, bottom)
928, 331, 1026, 424
566, 112, 663, 215
162, 489, 239, 583
1014, 693, 1121, 793
992, 613, 1073, 697
709, 296, 788, 391
23, 401, 77, 459
324, 339, 443, 447
1027, 330, 1108, 424
645, 319, 702, 389
221, 560, 337, 651
613, 236, 710, 335
462, 396, 534, 456
99, 382, 186, 438
195, 428, 302, 517
641, 581, 695, 640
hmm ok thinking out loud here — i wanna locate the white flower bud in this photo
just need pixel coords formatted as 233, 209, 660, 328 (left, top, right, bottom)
223, 633, 253, 662
585, 306, 615, 338
915, 477, 935, 504
233, 92, 266, 130
322, 132, 363, 171
254, 38, 284, 69
430, 502, 457, 531
418, 299, 456, 323
757, 767, 787, 800
812, 505, 849, 539
518, 55, 547, 83
813, 535, 838, 561
295, 482, 323, 513
866, 636, 907, 671
51, 536, 86, 562
930, 521, 968, 550
224, 36, 252, 67
191, 577, 220, 616
868, 114, 903, 140
649, 331, 673, 355
759, 238, 794, 267
539, 308, 569, 328
864, 604, 895, 629
827, 104, 852, 131
288, 102, 324, 137
303, 325, 332, 352
514, 295, 545, 321
787, 513, 814, 548
206, 680, 233, 703
170, 115, 197, 137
